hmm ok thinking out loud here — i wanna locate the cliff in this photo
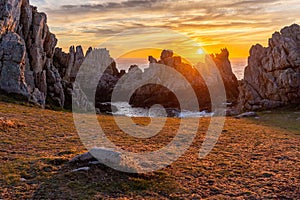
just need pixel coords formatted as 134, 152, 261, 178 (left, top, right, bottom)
237, 24, 300, 111
0, 0, 63, 107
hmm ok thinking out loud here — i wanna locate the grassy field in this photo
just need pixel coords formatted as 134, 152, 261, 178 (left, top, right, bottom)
0, 101, 299, 199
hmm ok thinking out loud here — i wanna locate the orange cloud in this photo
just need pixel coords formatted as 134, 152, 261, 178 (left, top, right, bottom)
33, 0, 300, 59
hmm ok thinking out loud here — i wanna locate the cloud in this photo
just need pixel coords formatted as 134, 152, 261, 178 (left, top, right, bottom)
31, 0, 300, 58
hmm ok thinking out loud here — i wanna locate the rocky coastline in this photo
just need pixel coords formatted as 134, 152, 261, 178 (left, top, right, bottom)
0, 0, 299, 115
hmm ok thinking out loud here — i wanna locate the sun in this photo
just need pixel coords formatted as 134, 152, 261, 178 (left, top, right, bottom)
197, 48, 204, 55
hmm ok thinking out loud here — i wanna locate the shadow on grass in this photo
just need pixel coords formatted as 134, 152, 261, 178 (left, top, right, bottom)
32, 161, 181, 199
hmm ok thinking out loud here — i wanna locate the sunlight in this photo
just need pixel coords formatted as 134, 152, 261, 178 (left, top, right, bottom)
197, 48, 204, 55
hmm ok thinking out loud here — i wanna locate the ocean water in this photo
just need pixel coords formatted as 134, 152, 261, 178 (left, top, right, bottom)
111, 102, 213, 118
230, 58, 247, 80
116, 57, 247, 80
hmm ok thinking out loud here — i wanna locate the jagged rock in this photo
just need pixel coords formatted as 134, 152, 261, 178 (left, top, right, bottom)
46, 61, 64, 107
21, 3, 57, 74
237, 24, 300, 111
29, 87, 45, 106
64, 45, 85, 82
0, 0, 61, 107
0, 0, 22, 35
129, 49, 238, 111
148, 56, 157, 63
119, 70, 126, 77
53, 46, 106, 109
160, 49, 173, 60
95, 66, 119, 103
71, 82, 94, 112
53, 47, 69, 78
93, 49, 121, 103
0, 32, 29, 97
211, 48, 239, 103
34, 70, 47, 94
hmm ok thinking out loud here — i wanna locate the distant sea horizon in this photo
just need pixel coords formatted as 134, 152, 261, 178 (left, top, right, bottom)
116, 57, 247, 80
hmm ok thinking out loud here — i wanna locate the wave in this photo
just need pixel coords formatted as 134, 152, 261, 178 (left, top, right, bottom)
111, 102, 213, 118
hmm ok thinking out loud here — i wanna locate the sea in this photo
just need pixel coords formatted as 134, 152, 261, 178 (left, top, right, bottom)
111, 58, 247, 118
111, 102, 214, 118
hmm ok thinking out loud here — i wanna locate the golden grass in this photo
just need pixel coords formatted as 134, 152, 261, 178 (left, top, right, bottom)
0, 101, 299, 199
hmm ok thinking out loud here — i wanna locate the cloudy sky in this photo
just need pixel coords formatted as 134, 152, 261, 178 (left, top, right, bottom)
31, 0, 300, 59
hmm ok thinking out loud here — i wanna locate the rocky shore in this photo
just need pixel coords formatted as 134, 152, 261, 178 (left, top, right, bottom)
0, 0, 299, 114
237, 24, 300, 112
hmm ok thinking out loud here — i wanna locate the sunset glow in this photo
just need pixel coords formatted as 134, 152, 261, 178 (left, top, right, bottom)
31, 0, 300, 59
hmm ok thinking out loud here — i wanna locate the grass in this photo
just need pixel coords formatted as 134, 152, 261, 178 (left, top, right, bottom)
250, 108, 300, 134
0, 101, 299, 199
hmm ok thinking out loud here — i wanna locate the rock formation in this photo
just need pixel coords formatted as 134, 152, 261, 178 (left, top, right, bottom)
0, 0, 63, 107
0, 32, 28, 98
53, 45, 91, 109
4, 0, 299, 114
128, 49, 239, 111
211, 49, 239, 103
237, 24, 300, 111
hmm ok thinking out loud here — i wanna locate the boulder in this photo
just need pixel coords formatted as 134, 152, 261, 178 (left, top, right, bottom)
0, 32, 29, 97
69, 147, 141, 173
95, 102, 118, 114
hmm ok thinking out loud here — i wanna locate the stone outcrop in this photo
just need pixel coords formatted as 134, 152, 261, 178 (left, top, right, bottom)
54, 46, 88, 82
4, 1, 299, 113
58, 47, 123, 113
53, 45, 91, 109
128, 49, 239, 111
0, 0, 63, 107
211, 48, 239, 103
0, 32, 28, 97
237, 24, 300, 111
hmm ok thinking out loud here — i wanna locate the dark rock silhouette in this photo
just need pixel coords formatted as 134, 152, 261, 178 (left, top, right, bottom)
129, 49, 239, 111
212, 49, 239, 104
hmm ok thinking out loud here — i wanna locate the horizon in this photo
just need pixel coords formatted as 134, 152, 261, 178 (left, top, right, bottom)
31, 0, 300, 60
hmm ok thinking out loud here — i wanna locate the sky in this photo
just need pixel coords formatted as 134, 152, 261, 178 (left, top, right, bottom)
31, 0, 300, 59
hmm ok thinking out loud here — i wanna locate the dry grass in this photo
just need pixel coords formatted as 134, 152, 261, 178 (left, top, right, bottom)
0, 101, 299, 199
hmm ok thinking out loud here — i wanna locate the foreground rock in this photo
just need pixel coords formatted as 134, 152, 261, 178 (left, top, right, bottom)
237, 24, 300, 111
69, 147, 141, 173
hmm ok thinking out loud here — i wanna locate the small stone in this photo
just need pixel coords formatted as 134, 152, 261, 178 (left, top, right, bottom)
235, 112, 258, 118
71, 167, 90, 172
